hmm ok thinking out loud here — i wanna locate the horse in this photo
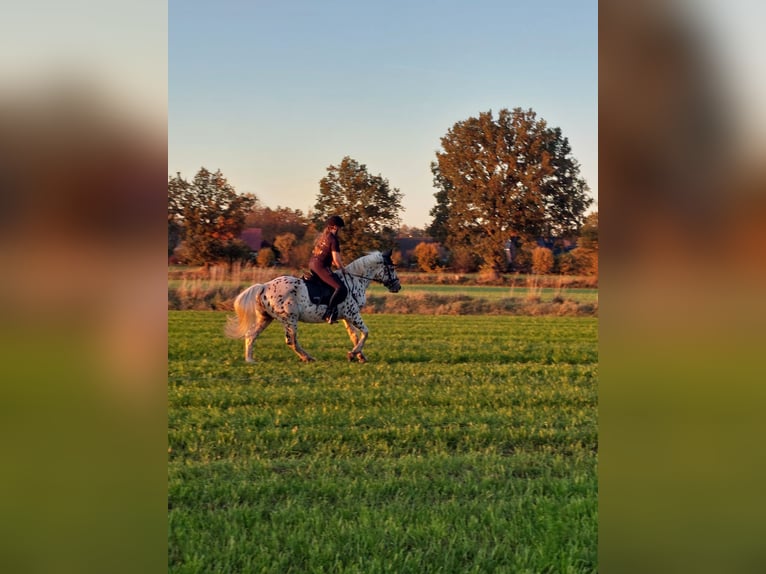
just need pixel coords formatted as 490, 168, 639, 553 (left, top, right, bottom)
225, 250, 401, 363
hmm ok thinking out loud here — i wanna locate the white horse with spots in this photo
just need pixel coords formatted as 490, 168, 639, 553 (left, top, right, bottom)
226, 250, 401, 363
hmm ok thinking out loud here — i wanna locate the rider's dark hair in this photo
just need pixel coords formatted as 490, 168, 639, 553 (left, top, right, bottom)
325, 215, 345, 228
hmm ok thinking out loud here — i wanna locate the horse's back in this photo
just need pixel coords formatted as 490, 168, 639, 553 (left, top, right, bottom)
259, 274, 307, 309
264, 274, 304, 295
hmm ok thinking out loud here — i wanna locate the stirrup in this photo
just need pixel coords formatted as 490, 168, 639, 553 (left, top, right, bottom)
323, 308, 338, 324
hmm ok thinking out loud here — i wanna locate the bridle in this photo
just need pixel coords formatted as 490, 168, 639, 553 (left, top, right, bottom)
342, 261, 399, 290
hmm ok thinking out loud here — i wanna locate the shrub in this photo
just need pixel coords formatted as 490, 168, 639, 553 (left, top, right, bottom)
531, 247, 554, 275
413, 242, 440, 272
511, 244, 533, 273
556, 251, 578, 275
448, 246, 480, 273
290, 240, 314, 269
477, 264, 502, 284
256, 247, 276, 267
569, 247, 597, 276
273, 232, 297, 265
589, 250, 598, 277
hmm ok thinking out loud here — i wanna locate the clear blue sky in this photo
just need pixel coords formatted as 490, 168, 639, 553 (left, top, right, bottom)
169, 0, 597, 228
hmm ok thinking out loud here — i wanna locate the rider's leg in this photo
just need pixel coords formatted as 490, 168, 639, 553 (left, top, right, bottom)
310, 265, 346, 323
327, 283, 348, 309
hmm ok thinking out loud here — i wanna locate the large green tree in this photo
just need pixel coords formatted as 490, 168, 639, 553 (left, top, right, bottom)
168, 167, 257, 264
429, 108, 592, 270
313, 156, 403, 260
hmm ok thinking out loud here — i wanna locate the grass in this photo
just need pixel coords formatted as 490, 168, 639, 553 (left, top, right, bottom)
368, 283, 599, 304
169, 312, 598, 573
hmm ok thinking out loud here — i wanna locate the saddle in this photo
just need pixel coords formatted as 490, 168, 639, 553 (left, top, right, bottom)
301, 271, 347, 307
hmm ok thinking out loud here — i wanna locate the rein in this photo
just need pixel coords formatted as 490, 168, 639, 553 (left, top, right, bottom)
341, 264, 397, 308
340, 271, 362, 308
342, 270, 384, 284
343, 264, 398, 288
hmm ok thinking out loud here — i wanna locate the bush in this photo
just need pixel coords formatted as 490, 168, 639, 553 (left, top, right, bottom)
511, 244, 533, 273
531, 247, 554, 275
554, 248, 598, 276
448, 246, 480, 273
413, 242, 440, 272
273, 232, 297, 265
256, 247, 276, 267
477, 264, 502, 284
569, 247, 597, 277
290, 241, 314, 269
589, 249, 598, 277
556, 251, 578, 275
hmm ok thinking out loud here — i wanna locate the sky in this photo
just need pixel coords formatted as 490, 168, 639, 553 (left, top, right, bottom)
169, 0, 598, 228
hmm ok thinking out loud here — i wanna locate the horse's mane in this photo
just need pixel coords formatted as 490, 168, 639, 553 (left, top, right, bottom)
346, 251, 381, 273
345, 251, 382, 273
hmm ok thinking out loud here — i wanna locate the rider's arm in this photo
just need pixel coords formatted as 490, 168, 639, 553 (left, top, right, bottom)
332, 249, 344, 270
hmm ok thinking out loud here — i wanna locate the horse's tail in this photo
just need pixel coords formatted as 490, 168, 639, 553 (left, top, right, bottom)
225, 284, 265, 339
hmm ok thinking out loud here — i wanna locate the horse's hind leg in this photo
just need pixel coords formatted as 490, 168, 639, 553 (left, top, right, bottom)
245, 314, 273, 363
283, 317, 315, 363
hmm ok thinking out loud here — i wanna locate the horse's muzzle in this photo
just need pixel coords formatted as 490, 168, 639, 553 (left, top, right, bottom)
385, 279, 402, 293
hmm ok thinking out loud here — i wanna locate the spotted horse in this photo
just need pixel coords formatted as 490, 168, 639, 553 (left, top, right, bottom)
225, 251, 401, 363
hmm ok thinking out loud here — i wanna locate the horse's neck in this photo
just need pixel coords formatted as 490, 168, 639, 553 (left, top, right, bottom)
345, 256, 375, 288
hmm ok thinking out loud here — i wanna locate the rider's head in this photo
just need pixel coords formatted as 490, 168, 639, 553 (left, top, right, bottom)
325, 215, 345, 230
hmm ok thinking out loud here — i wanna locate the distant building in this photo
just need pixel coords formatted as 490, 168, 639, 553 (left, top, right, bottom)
239, 228, 264, 263
240, 228, 263, 252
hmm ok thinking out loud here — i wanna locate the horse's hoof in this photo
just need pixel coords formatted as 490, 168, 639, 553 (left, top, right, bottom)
347, 351, 355, 362
245, 358, 255, 363
300, 356, 315, 363
357, 354, 367, 364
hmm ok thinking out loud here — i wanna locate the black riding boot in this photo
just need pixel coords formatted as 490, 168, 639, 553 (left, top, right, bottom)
322, 306, 338, 324
323, 285, 345, 324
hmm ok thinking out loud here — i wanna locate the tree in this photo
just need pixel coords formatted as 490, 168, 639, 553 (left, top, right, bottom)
398, 224, 428, 238
572, 210, 598, 276
578, 211, 598, 250
168, 168, 257, 264
245, 206, 309, 241
313, 156, 403, 260
168, 176, 186, 257
429, 108, 592, 271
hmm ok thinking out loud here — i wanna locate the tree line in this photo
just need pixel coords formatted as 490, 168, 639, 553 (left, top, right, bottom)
168, 107, 595, 273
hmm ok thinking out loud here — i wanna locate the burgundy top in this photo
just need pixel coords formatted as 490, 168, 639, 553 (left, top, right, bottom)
310, 229, 340, 268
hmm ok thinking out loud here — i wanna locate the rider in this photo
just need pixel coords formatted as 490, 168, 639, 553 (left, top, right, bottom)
309, 215, 348, 324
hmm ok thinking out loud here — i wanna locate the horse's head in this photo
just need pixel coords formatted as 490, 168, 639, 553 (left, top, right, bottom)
379, 250, 401, 293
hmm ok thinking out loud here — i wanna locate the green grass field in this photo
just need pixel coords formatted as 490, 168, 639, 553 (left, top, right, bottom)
169, 312, 598, 573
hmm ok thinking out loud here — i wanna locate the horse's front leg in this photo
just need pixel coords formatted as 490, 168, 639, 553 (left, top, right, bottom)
342, 318, 360, 347
283, 316, 315, 363
344, 314, 369, 363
